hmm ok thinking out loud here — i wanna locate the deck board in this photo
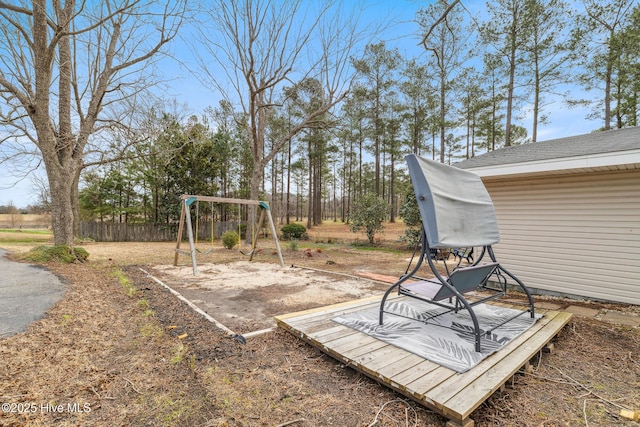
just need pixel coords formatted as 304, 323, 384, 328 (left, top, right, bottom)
275, 294, 572, 427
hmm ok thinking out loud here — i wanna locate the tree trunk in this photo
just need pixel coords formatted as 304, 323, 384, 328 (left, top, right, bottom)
313, 152, 322, 226
72, 169, 81, 236
439, 73, 446, 163
358, 132, 363, 198
374, 103, 381, 195
307, 136, 313, 229
286, 138, 291, 225
389, 151, 395, 223
248, 166, 262, 242
604, 48, 613, 130
46, 162, 77, 246
532, 66, 540, 143
505, 4, 519, 147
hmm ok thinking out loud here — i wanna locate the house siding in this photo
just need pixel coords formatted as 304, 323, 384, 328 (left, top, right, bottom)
483, 169, 640, 305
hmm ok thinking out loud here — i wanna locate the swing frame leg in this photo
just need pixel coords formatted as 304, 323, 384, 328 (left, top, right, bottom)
248, 208, 266, 261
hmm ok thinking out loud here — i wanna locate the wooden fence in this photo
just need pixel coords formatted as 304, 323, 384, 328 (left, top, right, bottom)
79, 222, 178, 242
79, 220, 247, 242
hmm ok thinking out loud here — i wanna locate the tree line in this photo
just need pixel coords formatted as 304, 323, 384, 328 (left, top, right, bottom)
79, 0, 640, 231
0, 0, 638, 245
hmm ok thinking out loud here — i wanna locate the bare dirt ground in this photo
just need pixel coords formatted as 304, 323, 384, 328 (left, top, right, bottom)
0, 222, 639, 426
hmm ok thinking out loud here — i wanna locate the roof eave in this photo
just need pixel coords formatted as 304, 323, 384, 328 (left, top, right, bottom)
463, 149, 640, 179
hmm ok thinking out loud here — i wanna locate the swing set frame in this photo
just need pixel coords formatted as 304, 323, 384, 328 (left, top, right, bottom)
174, 195, 285, 275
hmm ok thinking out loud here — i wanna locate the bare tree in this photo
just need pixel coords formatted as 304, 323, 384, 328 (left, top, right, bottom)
418, 0, 467, 161
571, 0, 637, 130
522, 0, 572, 143
0, 0, 186, 246
193, 0, 369, 232
7, 201, 21, 228
480, 0, 531, 147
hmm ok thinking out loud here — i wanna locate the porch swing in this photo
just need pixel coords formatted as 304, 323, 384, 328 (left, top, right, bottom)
378, 154, 536, 353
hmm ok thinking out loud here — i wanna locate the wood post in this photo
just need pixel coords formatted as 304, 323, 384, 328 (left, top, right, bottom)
175, 195, 285, 274
174, 201, 186, 267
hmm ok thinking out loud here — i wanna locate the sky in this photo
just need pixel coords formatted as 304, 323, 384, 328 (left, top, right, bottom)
0, 0, 601, 208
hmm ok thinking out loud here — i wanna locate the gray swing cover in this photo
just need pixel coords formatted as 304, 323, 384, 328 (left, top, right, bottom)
406, 154, 499, 248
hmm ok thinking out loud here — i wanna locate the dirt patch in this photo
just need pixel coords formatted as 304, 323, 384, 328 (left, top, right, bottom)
148, 261, 388, 333
0, 222, 639, 426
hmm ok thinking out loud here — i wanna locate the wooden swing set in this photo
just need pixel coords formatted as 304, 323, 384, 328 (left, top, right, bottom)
174, 195, 285, 276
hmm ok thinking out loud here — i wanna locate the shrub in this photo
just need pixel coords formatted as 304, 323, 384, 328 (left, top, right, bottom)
349, 193, 390, 245
399, 187, 422, 248
281, 223, 307, 240
221, 231, 240, 249
239, 223, 247, 235
22, 245, 89, 263
73, 247, 89, 261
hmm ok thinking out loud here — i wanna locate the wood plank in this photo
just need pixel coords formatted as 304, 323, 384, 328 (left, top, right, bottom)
281, 295, 400, 334
405, 367, 457, 405
390, 359, 442, 385
312, 325, 360, 343
277, 294, 572, 427
441, 312, 573, 420
288, 321, 387, 362
421, 310, 559, 413
443, 312, 572, 420
286, 310, 361, 330
306, 323, 349, 338
336, 339, 389, 360
376, 353, 427, 380
353, 344, 409, 371
275, 294, 386, 323
287, 315, 350, 334
180, 194, 265, 206
327, 332, 382, 353
296, 319, 341, 335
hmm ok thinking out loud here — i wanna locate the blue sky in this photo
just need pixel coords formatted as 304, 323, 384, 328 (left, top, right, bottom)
0, 0, 600, 208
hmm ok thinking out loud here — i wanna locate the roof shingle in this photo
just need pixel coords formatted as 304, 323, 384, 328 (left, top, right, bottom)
455, 126, 640, 169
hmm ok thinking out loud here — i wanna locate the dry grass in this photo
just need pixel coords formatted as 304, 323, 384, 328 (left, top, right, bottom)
0, 221, 639, 426
0, 214, 50, 228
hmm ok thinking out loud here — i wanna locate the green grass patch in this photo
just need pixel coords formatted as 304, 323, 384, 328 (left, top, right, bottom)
21, 245, 89, 263
170, 343, 187, 364
0, 229, 53, 243
0, 228, 51, 235
349, 242, 405, 254
111, 268, 137, 296
139, 321, 163, 337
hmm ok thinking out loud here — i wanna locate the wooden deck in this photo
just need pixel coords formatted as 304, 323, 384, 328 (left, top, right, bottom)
275, 294, 573, 427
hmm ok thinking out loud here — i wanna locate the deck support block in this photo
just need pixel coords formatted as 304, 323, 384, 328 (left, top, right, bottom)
446, 417, 474, 427
506, 375, 515, 389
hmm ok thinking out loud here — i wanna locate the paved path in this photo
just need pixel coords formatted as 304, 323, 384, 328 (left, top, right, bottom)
0, 249, 67, 338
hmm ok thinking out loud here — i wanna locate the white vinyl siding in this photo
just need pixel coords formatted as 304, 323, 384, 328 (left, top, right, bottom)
483, 169, 640, 305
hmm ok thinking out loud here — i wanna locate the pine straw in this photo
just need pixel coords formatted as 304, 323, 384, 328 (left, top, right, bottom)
0, 243, 639, 426
0, 261, 442, 426
0, 262, 219, 426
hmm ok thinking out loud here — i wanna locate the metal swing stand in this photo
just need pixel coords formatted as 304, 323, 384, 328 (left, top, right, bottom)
174, 195, 285, 276
379, 154, 536, 353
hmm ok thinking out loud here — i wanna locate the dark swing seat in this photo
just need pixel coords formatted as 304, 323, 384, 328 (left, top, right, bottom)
379, 154, 535, 353
400, 262, 499, 301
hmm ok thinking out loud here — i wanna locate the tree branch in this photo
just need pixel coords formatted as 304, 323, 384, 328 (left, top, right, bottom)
420, 0, 460, 48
